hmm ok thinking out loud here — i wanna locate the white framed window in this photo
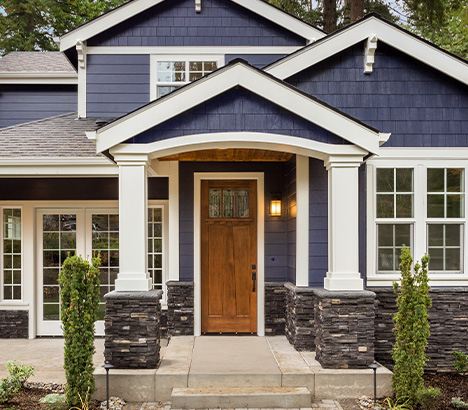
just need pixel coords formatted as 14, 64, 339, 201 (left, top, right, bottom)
426, 168, 465, 274
150, 55, 224, 100
148, 204, 168, 304
1, 208, 23, 301
375, 168, 414, 274
367, 156, 468, 287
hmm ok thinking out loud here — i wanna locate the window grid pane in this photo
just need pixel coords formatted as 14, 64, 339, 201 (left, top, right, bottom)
377, 224, 412, 272
3, 208, 21, 300
376, 168, 414, 219
427, 168, 465, 218
148, 207, 164, 292
427, 224, 463, 272
42, 214, 76, 320
93, 214, 119, 320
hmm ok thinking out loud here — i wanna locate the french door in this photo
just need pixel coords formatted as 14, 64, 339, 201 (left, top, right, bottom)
36, 208, 119, 335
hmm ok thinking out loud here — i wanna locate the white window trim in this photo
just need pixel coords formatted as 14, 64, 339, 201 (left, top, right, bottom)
367, 159, 468, 287
0, 206, 24, 303
150, 54, 225, 101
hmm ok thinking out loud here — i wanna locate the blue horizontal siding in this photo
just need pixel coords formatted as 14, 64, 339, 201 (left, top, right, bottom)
130, 88, 346, 145
86, 54, 150, 118
0, 85, 77, 128
225, 54, 287, 68
178, 162, 289, 283
287, 41, 468, 147
285, 157, 296, 284
88, 0, 306, 47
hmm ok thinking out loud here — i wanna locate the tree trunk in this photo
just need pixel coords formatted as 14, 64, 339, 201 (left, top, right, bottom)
323, 0, 337, 32
350, 0, 364, 21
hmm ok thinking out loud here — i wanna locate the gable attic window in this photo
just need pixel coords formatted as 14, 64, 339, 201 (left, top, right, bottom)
151, 56, 224, 100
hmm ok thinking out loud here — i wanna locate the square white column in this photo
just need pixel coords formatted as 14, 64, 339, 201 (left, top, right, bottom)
115, 154, 152, 291
324, 156, 364, 291
296, 155, 310, 287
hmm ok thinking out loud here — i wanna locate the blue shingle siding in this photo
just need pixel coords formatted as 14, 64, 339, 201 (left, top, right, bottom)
86, 54, 150, 118
286, 41, 468, 147
309, 158, 328, 287
179, 161, 289, 283
225, 54, 287, 68
285, 157, 296, 284
87, 0, 306, 47
130, 88, 346, 145
0, 85, 77, 128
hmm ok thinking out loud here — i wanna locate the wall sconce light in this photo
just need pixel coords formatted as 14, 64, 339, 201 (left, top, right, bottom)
270, 199, 282, 217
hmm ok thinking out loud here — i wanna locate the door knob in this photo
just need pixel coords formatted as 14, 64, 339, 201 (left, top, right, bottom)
252, 271, 256, 292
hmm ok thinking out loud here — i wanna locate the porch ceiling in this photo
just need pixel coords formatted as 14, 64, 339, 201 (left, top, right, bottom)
158, 149, 293, 162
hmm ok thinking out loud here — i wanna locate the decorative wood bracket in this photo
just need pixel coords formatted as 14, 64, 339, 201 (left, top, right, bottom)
195, 0, 201, 12
364, 35, 378, 74
76, 40, 86, 69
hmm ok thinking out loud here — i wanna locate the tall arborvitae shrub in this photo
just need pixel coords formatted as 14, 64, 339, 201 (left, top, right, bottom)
392, 247, 431, 405
59, 254, 101, 406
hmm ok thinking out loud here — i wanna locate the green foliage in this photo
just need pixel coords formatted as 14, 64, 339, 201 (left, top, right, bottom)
383, 397, 414, 409
416, 386, 442, 410
452, 397, 468, 409
59, 254, 100, 407
0, 361, 34, 404
392, 247, 431, 405
452, 351, 468, 375
0, 0, 127, 56
69, 392, 92, 410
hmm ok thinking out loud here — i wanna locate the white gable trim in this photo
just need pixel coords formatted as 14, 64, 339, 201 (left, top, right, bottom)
0, 72, 77, 85
94, 63, 385, 154
109, 132, 369, 160
266, 16, 468, 86
59, 0, 324, 52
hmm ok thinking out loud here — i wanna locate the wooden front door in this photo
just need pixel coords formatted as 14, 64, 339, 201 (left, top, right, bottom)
201, 180, 257, 334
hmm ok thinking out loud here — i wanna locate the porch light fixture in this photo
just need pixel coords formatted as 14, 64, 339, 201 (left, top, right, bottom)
270, 199, 282, 217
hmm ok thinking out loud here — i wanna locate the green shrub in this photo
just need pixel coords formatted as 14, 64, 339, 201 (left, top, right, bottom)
452, 351, 468, 375
0, 361, 34, 403
383, 397, 413, 409
451, 397, 468, 409
59, 254, 100, 407
392, 247, 431, 405
416, 386, 442, 410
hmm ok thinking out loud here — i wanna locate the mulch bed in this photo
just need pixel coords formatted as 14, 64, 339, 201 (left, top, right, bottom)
423, 372, 468, 409
0, 387, 101, 410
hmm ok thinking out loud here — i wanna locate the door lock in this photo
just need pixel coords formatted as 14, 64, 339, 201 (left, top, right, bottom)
252, 271, 257, 292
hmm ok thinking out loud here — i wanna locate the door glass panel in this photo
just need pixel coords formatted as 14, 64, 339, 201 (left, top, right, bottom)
148, 208, 163, 290
92, 214, 119, 320
223, 190, 235, 218
209, 190, 221, 218
42, 214, 76, 321
237, 190, 249, 218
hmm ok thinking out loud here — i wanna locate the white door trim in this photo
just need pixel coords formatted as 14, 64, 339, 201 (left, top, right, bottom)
193, 172, 265, 337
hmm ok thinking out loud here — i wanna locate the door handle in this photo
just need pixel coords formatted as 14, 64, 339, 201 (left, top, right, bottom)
252, 271, 256, 292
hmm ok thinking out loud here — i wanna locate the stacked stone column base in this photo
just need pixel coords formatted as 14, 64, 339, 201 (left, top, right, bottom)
104, 290, 162, 369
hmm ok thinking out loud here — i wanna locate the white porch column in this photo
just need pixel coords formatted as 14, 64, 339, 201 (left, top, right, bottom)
296, 155, 309, 287
115, 153, 152, 291
324, 156, 364, 291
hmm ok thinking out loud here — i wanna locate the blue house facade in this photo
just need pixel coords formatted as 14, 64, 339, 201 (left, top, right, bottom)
1, 0, 468, 372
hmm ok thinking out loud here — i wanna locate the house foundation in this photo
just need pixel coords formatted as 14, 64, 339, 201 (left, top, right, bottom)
0, 310, 28, 338
167, 281, 194, 336
104, 290, 162, 369
265, 282, 287, 336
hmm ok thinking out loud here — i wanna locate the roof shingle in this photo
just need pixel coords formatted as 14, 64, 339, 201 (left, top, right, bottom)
0, 113, 103, 158
0, 52, 75, 73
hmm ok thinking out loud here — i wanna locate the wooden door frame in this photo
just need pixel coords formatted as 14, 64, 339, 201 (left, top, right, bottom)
194, 172, 265, 337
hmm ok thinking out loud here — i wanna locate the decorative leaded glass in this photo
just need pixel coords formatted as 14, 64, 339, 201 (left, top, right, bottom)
237, 190, 250, 218
209, 190, 222, 218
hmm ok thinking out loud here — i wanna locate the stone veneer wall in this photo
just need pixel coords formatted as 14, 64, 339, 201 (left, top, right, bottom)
167, 281, 194, 336
104, 290, 162, 369
314, 289, 376, 369
265, 282, 287, 336
374, 287, 468, 371
0, 310, 28, 338
285, 283, 316, 351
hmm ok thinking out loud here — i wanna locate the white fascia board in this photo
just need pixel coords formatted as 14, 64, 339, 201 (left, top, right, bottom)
86, 46, 302, 55
110, 132, 369, 160
231, 0, 324, 41
375, 147, 468, 160
97, 64, 381, 153
266, 17, 468, 86
60, 0, 322, 52
0, 73, 78, 85
0, 157, 117, 176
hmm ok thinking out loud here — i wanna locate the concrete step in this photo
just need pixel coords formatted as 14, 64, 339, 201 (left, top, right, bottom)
171, 386, 312, 409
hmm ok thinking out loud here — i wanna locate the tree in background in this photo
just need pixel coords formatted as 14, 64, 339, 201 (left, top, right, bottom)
0, 0, 127, 56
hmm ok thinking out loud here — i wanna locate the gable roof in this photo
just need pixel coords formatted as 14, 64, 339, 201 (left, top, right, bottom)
0, 113, 101, 158
91, 59, 389, 154
265, 13, 468, 86
59, 0, 325, 52
0, 52, 77, 84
